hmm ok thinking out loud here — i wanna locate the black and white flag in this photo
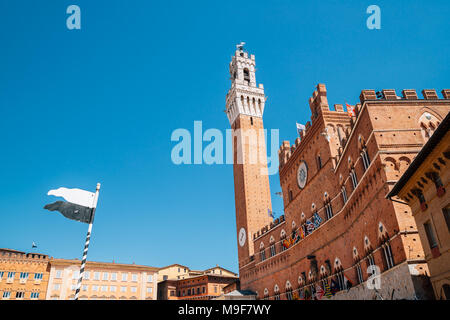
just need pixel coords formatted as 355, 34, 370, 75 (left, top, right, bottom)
44, 187, 96, 223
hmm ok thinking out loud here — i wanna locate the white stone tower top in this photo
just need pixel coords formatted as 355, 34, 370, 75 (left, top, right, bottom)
225, 47, 266, 125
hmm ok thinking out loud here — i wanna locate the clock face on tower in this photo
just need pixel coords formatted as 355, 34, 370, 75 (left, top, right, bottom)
238, 227, 246, 247
297, 161, 308, 189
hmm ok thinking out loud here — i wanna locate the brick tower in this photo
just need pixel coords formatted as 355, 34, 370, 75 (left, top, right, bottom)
225, 46, 273, 268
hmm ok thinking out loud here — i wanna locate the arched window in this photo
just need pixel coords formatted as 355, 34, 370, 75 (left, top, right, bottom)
381, 240, 394, 270
263, 288, 269, 300
334, 258, 346, 291
285, 281, 293, 300
361, 147, 371, 171
350, 168, 358, 190
280, 230, 287, 252
243, 68, 250, 82
274, 285, 280, 300
341, 185, 348, 204
259, 242, 266, 262
353, 247, 363, 284
324, 192, 333, 220
317, 154, 322, 170
378, 224, 394, 271
298, 275, 304, 287
269, 236, 276, 257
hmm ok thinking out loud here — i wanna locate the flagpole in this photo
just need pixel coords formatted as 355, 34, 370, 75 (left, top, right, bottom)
74, 183, 101, 300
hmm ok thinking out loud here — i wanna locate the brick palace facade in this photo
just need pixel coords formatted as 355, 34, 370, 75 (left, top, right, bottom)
225, 47, 450, 300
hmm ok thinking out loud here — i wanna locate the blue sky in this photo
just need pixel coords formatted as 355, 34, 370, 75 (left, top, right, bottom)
0, 0, 449, 273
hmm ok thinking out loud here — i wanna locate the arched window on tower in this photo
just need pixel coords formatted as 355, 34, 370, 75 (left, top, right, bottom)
243, 68, 250, 83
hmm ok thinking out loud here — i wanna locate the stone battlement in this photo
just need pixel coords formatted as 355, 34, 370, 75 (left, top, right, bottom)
279, 86, 450, 169
253, 215, 285, 240
0, 249, 48, 261
360, 88, 450, 103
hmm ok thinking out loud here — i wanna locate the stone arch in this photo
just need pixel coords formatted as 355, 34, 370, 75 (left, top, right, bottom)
280, 229, 287, 239
398, 156, 411, 174
269, 236, 275, 244
292, 220, 296, 229
259, 241, 265, 249
384, 156, 398, 171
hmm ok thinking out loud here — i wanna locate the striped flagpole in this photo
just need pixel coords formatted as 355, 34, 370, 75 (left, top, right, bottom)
74, 183, 101, 300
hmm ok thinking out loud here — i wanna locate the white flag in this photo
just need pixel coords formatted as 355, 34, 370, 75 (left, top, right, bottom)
296, 123, 306, 131
48, 187, 96, 208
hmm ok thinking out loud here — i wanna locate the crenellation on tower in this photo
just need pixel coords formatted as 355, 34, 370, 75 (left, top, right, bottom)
309, 83, 329, 121
278, 141, 291, 167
